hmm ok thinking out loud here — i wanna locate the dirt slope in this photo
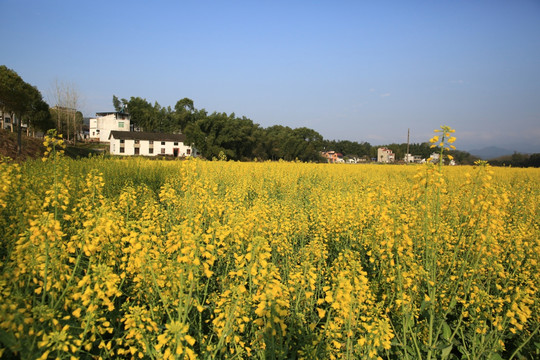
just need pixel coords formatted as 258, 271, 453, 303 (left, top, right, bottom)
0, 129, 45, 161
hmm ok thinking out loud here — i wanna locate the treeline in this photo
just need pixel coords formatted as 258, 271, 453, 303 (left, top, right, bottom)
115, 95, 479, 164
114, 95, 326, 161
489, 153, 540, 168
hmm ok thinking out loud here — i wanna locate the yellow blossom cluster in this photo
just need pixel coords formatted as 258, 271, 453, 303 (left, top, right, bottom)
0, 133, 538, 359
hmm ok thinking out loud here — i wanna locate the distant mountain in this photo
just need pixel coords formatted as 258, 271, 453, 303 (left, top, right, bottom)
468, 146, 513, 160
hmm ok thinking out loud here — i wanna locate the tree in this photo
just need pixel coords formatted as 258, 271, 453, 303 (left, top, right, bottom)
49, 79, 82, 142
23, 87, 54, 136
124, 97, 157, 131
112, 95, 122, 112
174, 97, 195, 132
0, 65, 36, 155
525, 153, 540, 167
184, 111, 263, 160
122, 96, 195, 133
261, 125, 324, 161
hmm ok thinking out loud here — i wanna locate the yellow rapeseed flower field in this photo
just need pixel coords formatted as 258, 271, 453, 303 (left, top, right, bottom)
0, 129, 538, 359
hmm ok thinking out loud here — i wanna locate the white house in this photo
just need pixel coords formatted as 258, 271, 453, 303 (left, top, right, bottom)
89, 112, 130, 142
1, 112, 27, 132
404, 153, 423, 163
378, 147, 395, 163
109, 131, 198, 157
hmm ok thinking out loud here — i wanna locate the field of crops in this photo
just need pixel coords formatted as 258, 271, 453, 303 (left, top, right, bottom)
1, 134, 539, 359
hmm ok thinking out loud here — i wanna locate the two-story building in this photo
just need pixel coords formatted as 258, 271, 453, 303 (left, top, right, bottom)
378, 147, 395, 163
109, 131, 197, 157
89, 112, 130, 142
321, 151, 344, 163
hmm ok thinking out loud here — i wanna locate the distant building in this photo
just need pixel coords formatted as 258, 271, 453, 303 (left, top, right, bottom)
404, 153, 423, 163
89, 112, 130, 142
378, 147, 395, 163
109, 131, 198, 158
321, 151, 344, 163
1, 112, 28, 132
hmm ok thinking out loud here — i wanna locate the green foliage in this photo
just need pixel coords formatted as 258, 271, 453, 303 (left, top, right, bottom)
112, 95, 122, 112
24, 91, 54, 133
263, 125, 324, 162
489, 153, 540, 168
1, 65, 51, 155
185, 112, 263, 161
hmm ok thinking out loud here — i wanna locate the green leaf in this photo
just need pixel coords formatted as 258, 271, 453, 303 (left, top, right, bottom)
448, 297, 457, 310
442, 321, 451, 340
441, 345, 452, 359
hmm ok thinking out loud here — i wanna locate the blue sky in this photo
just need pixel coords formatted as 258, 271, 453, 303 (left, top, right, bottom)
2, 0, 540, 152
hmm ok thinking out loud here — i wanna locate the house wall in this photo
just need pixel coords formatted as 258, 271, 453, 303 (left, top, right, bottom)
378, 148, 395, 163
90, 114, 130, 142
109, 137, 195, 157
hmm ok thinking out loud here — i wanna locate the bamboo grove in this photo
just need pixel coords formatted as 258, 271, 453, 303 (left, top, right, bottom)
0, 128, 538, 359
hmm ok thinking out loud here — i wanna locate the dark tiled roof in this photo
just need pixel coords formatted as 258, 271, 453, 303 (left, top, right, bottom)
109, 131, 187, 142
96, 111, 129, 116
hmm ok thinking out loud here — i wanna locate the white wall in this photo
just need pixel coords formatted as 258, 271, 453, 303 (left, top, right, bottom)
110, 138, 196, 157
90, 114, 130, 142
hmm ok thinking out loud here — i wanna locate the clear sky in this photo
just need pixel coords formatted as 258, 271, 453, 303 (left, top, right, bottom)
2, 0, 540, 152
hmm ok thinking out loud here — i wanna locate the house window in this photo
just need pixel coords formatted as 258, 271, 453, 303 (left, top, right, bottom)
149, 140, 154, 145
187, 149, 191, 155
118, 122, 124, 128
149, 148, 153, 154
120, 139, 125, 144
161, 148, 165, 154
134, 148, 140, 155
120, 147, 125, 153
134, 140, 139, 144
174, 142, 178, 146
161, 141, 165, 145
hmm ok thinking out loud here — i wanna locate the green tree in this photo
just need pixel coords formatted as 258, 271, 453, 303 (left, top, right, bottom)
23, 88, 54, 135
525, 153, 540, 167
0, 65, 36, 155
112, 95, 127, 112
174, 98, 195, 132
261, 125, 324, 161
185, 111, 263, 161
125, 97, 156, 131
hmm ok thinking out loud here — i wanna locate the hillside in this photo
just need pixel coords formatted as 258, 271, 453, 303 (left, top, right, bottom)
0, 129, 45, 161
468, 146, 513, 160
